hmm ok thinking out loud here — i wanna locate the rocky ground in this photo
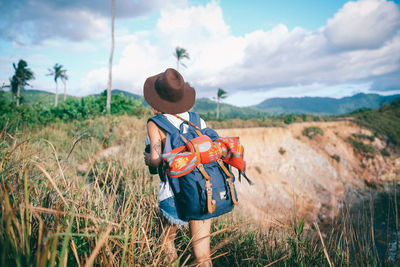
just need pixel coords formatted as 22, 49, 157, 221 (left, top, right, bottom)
77, 118, 400, 227
217, 121, 400, 225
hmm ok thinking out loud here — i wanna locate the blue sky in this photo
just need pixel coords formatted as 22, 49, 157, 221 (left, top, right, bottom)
1, 0, 399, 106
216, 0, 350, 34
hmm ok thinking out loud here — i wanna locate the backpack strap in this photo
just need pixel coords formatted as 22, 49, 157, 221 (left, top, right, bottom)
173, 113, 202, 136
148, 115, 179, 135
217, 159, 239, 205
189, 112, 201, 128
197, 163, 216, 214
147, 115, 177, 183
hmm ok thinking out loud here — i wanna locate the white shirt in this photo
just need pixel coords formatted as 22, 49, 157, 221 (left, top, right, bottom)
158, 112, 206, 202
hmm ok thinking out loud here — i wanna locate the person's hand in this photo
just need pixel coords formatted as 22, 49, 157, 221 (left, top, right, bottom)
143, 151, 151, 166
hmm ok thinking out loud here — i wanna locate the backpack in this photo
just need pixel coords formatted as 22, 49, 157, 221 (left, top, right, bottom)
149, 112, 252, 221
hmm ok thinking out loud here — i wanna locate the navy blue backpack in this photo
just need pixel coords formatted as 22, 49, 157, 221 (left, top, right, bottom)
149, 112, 238, 220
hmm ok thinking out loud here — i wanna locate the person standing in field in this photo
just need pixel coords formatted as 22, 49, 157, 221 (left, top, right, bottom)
143, 68, 212, 266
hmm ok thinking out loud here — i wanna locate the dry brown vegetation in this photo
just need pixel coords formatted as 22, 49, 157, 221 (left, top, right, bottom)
1, 115, 399, 266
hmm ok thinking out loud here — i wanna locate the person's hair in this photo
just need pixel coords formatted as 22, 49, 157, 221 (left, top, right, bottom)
151, 108, 163, 116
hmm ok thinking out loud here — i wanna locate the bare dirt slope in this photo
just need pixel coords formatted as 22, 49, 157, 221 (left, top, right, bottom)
217, 121, 400, 224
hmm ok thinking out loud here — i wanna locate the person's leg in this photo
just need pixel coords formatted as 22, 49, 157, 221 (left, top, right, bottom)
160, 222, 178, 262
158, 196, 189, 263
189, 219, 212, 267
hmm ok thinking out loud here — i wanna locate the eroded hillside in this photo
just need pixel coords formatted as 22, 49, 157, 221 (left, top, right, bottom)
217, 121, 400, 224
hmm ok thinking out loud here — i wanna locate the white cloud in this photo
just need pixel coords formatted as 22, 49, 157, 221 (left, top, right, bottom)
0, 0, 186, 44
81, 68, 108, 95
83, 1, 238, 94
81, 0, 400, 103
156, 1, 230, 42
324, 0, 400, 51
0, 2, 108, 44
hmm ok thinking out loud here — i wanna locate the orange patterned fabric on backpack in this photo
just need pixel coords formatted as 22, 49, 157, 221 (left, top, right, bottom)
162, 136, 245, 178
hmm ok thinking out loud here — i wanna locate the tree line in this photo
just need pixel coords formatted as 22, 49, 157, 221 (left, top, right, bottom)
3, 0, 227, 117
3, 45, 228, 119
2, 59, 68, 108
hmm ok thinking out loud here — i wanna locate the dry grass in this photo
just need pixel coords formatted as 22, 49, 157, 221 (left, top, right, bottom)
0, 115, 169, 266
207, 117, 285, 129
0, 114, 398, 266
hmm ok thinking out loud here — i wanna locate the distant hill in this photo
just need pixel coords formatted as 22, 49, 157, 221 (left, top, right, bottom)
100, 89, 143, 100
254, 93, 400, 115
350, 97, 400, 146
3, 89, 59, 106
193, 98, 266, 119
193, 93, 400, 118
2, 89, 142, 107
3, 89, 399, 117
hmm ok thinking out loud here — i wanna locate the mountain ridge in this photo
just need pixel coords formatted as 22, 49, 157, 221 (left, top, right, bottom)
253, 93, 400, 115
3, 89, 399, 116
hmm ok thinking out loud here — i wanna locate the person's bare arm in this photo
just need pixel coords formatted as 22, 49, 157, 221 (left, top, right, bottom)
143, 121, 163, 167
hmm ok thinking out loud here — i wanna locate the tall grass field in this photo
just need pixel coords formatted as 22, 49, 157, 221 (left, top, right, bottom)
1, 110, 399, 266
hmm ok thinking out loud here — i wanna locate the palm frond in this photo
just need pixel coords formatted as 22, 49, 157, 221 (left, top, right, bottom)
174, 47, 190, 61
48, 63, 66, 82
11, 59, 34, 89
217, 88, 228, 99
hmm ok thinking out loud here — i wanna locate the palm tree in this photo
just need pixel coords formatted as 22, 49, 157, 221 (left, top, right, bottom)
47, 63, 65, 107
9, 76, 18, 102
173, 47, 190, 72
106, 0, 116, 114
216, 88, 227, 120
11, 60, 34, 106
60, 70, 68, 101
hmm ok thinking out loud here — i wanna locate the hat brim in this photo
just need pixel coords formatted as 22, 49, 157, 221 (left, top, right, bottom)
143, 72, 196, 114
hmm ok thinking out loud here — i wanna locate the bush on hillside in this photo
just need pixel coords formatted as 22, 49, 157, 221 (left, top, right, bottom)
381, 148, 390, 157
352, 133, 374, 142
347, 136, 375, 155
331, 154, 341, 162
352, 98, 400, 146
302, 126, 324, 139
284, 114, 296, 124
0, 89, 146, 132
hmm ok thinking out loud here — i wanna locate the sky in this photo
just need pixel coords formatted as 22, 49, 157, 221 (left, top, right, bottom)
0, 0, 399, 107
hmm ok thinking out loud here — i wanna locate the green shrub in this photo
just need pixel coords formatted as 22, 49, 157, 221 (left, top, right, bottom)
331, 154, 340, 162
0, 89, 146, 133
312, 115, 321, 121
352, 98, 400, 147
284, 114, 296, 124
352, 133, 374, 142
381, 148, 390, 157
347, 137, 375, 155
302, 126, 324, 139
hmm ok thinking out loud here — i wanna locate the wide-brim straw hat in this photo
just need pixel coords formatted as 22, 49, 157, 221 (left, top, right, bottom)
143, 68, 195, 114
